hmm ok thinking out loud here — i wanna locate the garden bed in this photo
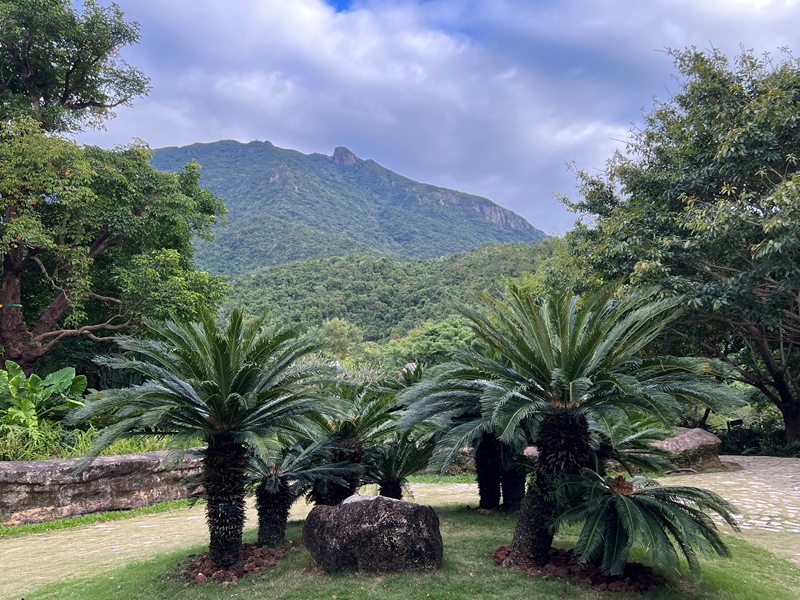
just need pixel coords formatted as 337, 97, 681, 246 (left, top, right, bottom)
492, 545, 663, 592
175, 543, 290, 585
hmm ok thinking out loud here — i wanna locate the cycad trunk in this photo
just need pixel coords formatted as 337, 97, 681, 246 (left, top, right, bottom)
311, 441, 362, 505
379, 480, 403, 500
500, 465, 526, 512
475, 433, 502, 510
255, 479, 295, 548
204, 434, 249, 569
510, 412, 590, 566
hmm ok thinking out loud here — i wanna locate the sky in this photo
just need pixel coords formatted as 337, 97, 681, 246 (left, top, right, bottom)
76, 0, 800, 234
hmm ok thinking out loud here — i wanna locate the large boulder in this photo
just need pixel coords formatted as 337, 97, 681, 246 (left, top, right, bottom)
653, 427, 723, 470
302, 495, 443, 573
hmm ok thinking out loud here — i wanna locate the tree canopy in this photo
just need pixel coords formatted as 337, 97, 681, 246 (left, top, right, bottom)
0, 0, 149, 132
0, 116, 226, 371
0, 2, 226, 372
567, 48, 800, 442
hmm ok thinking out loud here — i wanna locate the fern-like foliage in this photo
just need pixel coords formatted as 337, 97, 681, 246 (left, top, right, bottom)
247, 438, 358, 498
67, 307, 330, 459
555, 471, 739, 575
363, 432, 435, 498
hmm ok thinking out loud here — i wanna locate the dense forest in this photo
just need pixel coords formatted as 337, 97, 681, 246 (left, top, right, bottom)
227, 241, 552, 342
152, 141, 547, 275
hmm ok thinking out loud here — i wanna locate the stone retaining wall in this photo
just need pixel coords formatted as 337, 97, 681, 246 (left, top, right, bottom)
0, 450, 203, 525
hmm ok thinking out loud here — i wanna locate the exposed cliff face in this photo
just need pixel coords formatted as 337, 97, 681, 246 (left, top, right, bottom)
152, 140, 547, 276
430, 190, 532, 230
473, 201, 532, 230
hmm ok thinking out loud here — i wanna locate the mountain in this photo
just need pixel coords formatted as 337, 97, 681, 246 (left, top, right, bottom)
228, 242, 552, 341
151, 140, 547, 275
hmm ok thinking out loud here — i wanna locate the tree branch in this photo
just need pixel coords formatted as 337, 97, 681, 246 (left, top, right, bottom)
34, 315, 133, 354
87, 292, 123, 305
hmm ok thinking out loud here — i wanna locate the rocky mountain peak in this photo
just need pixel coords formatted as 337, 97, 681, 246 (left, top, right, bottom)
331, 146, 360, 166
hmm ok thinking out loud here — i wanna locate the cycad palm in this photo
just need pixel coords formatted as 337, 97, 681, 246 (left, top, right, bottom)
401, 287, 739, 567
306, 376, 395, 505
396, 367, 515, 510
68, 308, 327, 568
364, 432, 435, 499
554, 472, 739, 575
248, 439, 356, 547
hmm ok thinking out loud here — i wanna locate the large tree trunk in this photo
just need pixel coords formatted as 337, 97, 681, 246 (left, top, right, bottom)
204, 434, 249, 569
1, 234, 123, 373
255, 481, 294, 548
781, 403, 800, 444
1, 252, 40, 372
510, 412, 590, 567
474, 433, 502, 510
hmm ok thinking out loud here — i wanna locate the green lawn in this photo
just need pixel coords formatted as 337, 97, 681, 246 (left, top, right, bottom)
23, 505, 800, 600
407, 474, 477, 484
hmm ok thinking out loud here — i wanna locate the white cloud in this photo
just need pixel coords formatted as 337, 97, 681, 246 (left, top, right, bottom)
76, 0, 800, 233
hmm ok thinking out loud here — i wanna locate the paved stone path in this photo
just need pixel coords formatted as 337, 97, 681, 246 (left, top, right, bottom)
663, 455, 800, 565
1, 457, 798, 599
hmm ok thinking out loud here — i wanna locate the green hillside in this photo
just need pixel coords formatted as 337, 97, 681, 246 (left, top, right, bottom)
152, 141, 547, 275
228, 242, 552, 341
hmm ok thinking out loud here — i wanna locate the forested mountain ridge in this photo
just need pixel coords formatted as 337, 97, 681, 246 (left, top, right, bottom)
151, 140, 547, 275
227, 241, 551, 341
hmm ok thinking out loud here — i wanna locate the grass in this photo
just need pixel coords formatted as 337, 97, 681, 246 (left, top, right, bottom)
407, 473, 476, 484
22, 505, 800, 600
0, 499, 195, 538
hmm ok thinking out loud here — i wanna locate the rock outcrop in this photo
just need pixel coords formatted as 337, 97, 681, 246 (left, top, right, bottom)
302, 495, 443, 573
653, 427, 723, 470
331, 146, 360, 166
0, 450, 202, 525
444, 447, 476, 475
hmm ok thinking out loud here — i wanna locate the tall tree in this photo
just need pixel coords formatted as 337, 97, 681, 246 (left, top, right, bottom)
0, 118, 225, 371
0, 0, 149, 132
0, 2, 225, 370
567, 48, 800, 442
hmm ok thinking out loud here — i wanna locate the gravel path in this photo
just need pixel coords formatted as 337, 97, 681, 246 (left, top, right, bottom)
1, 456, 798, 599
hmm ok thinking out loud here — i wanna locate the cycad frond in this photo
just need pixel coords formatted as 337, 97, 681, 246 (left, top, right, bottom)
248, 439, 358, 498
363, 433, 435, 486
67, 307, 330, 461
555, 472, 739, 575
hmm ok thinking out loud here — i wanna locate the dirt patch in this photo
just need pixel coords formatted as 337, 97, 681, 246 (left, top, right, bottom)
492, 545, 663, 592
174, 542, 290, 585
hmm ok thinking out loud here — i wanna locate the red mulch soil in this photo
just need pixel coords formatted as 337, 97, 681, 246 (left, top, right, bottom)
175, 543, 291, 586
492, 545, 664, 593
